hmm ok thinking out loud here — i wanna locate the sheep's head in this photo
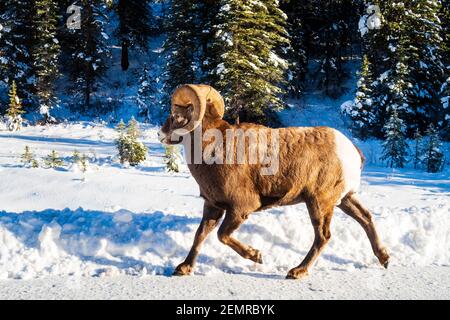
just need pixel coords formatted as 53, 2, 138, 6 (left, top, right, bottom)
158, 84, 225, 145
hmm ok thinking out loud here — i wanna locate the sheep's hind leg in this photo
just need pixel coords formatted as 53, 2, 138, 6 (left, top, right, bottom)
217, 211, 263, 264
173, 202, 225, 276
338, 193, 390, 268
286, 198, 333, 280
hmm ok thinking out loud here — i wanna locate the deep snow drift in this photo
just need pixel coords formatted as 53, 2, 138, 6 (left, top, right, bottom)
0, 123, 449, 283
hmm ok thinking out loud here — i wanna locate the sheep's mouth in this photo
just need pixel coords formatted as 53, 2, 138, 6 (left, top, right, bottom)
160, 133, 183, 145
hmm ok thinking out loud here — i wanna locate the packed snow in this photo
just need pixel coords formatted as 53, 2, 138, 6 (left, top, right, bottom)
0, 123, 449, 283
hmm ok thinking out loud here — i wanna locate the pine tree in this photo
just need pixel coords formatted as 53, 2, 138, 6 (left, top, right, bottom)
116, 0, 155, 71
281, 0, 307, 99
21, 145, 34, 166
137, 63, 159, 122
209, 0, 289, 124
6, 81, 25, 131
197, 0, 222, 82
406, 0, 446, 135
413, 129, 423, 169
287, 0, 361, 99
72, 150, 81, 163
63, 0, 111, 112
345, 55, 375, 139
381, 107, 409, 168
79, 153, 88, 173
423, 124, 444, 173
440, 0, 450, 139
45, 150, 64, 168
0, 0, 35, 103
358, 0, 447, 138
441, 76, 450, 138
164, 145, 182, 173
116, 119, 126, 132
31, 159, 39, 168
33, 0, 61, 123
163, 0, 198, 109
116, 117, 148, 166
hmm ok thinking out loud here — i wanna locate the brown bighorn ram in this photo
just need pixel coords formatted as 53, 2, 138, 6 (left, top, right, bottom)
159, 84, 389, 279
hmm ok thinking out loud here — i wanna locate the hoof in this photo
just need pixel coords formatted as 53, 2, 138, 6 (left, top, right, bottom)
286, 268, 309, 280
248, 248, 263, 264
378, 248, 390, 269
172, 263, 193, 276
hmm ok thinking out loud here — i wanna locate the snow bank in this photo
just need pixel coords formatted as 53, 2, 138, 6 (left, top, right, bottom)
0, 123, 449, 279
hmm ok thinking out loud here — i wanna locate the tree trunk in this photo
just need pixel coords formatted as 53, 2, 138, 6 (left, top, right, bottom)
121, 38, 130, 71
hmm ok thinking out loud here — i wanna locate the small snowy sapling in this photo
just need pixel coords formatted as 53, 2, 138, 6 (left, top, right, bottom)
6, 81, 25, 131
164, 145, 182, 173
21, 146, 35, 166
116, 118, 148, 166
45, 150, 64, 168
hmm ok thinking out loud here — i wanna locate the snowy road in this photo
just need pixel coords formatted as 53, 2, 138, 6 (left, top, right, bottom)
1, 266, 449, 299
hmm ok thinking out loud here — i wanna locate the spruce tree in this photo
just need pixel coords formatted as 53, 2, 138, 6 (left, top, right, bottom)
21, 145, 34, 166
197, 0, 222, 82
6, 81, 25, 131
345, 55, 375, 139
45, 150, 64, 168
116, 117, 148, 166
64, 0, 111, 112
423, 124, 444, 173
440, 0, 450, 139
209, 0, 289, 124
137, 63, 159, 122
0, 0, 35, 103
281, 0, 307, 99
406, 0, 446, 135
33, 0, 61, 123
116, 0, 155, 71
381, 107, 409, 168
413, 129, 423, 169
163, 0, 198, 107
358, 0, 448, 138
164, 145, 182, 173
441, 76, 450, 138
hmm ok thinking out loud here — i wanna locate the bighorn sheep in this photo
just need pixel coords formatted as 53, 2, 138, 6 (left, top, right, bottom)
159, 84, 389, 279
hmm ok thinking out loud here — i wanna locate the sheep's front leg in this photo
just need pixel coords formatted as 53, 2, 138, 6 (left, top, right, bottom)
173, 202, 224, 276
287, 199, 334, 279
217, 211, 263, 264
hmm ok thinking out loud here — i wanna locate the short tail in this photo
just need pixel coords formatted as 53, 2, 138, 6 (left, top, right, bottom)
354, 145, 366, 169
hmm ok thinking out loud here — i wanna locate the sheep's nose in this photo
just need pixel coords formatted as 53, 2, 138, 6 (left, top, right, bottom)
158, 130, 167, 143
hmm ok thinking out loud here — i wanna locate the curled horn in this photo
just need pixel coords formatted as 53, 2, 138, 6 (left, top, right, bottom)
171, 84, 225, 135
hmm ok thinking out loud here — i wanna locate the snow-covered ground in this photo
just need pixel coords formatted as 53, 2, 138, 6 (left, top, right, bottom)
0, 123, 449, 299
1, 267, 449, 300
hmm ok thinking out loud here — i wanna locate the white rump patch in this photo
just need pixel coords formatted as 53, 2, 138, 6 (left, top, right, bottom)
333, 129, 362, 203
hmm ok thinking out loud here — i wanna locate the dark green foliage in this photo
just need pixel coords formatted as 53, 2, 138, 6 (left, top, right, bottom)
164, 145, 182, 173
0, 0, 35, 105
423, 124, 444, 173
116, 118, 148, 166
33, 0, 61, 123
6, 80, 25, 131
208, 0, 290, 124
163, 0, 198, 103
116, 0, 155, 71
45, 150, 64, 168
356, 0, 448, 139
63, 0, 111, 112
381, 107, 409, 168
